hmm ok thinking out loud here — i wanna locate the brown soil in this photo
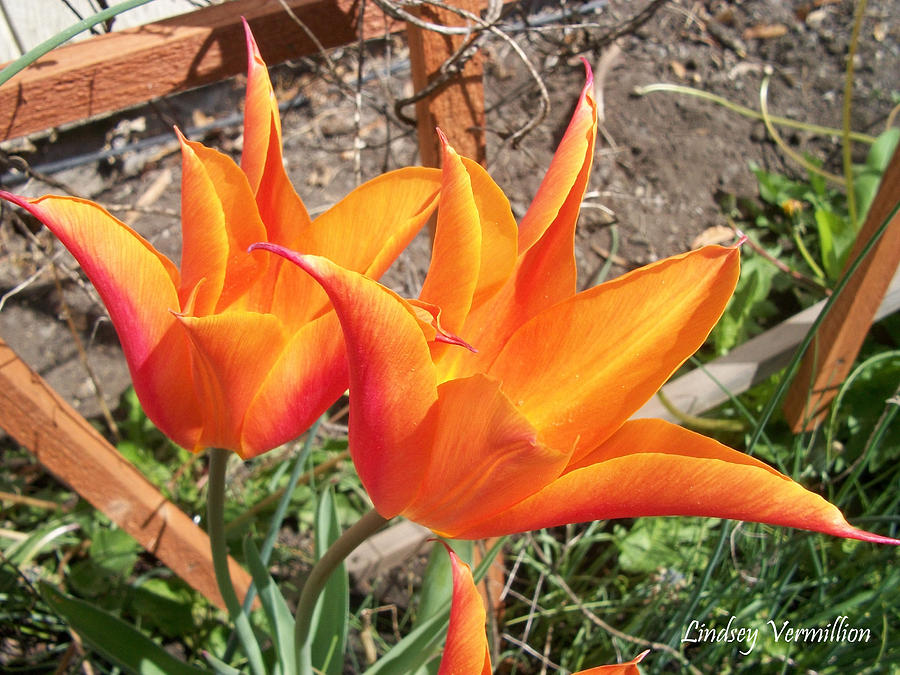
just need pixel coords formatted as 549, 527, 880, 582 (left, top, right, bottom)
1, 0, 898, 422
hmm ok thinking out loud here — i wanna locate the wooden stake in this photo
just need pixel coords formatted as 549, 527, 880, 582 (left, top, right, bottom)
783, 144, 900, 431
0, 339, 252, 612
406, 0, 487, 167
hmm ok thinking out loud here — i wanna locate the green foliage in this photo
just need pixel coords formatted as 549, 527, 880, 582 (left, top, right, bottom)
40, 583, 205, 675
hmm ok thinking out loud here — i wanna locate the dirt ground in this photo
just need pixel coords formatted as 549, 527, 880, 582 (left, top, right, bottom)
0, 0, 898, 423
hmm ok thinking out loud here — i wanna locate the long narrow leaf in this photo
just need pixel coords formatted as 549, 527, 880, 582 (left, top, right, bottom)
310, 488, 349, 675
243, 536, 296, 675
40, 582, 206, 675
362, 607, 450, 675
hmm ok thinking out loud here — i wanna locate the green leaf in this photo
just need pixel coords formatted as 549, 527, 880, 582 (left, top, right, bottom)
128, 577, 198, 639
243, 536, 296, 675
40, 582, 206, 675
815, 208, 854, 280
854, 128, 900, 227
310, 488, 349, 675
91, 526, 140, 578
362, 606, 450, 675
203, 650, 243, 675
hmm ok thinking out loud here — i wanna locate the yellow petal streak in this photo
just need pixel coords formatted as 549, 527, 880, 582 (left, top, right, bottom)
490, 246, 739, 461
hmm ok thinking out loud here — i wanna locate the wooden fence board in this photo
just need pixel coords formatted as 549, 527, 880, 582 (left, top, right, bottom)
0, 0, 402, 141
783, 145, 900, 430
0, 339, 252, 612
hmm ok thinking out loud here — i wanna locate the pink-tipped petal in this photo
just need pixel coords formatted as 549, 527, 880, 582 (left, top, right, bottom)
252, 244, 437, 516
0, 192, 202, 449
455, 419, 900, 544
239, 20, 313, 248
240, 19, 282, 194
576, 650, 648, 674
517, 61, 596, 255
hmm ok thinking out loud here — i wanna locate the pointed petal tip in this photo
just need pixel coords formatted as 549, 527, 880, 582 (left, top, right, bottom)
842, 525, 900, 546
0, 189, 27, 208
242, 16, 262, 64
434, 330, 478, 353
249, 241, 322, 278
436, 127, 459, 160
579, 56, 594, 88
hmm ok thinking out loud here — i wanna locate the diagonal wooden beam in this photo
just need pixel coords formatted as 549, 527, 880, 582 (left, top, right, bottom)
783, 144, 900, 431
0, 339, 252, 612
0, 0, 403, 141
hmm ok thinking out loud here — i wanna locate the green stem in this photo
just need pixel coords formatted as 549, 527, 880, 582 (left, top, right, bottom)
0, 0, 158, 87
635, 83, 877, 145
842, 0, 867, 229
207, 448, 266, 675
294, 508, 388, 668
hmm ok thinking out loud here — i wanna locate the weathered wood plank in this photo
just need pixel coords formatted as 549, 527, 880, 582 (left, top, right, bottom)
0, 339, 253, 612
0, 0, 402, 141
407, 0, 487, 167
783, 145, 900, 430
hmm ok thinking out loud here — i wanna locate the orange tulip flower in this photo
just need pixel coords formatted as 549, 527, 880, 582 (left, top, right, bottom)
438, 548, 646, 675
0, 24, 440, 458
252, 66, 898, 545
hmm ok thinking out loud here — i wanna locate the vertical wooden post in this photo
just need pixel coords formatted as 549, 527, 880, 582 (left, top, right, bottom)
406, 0, 487, 168
0, 340, 253, 612
783, 145, 900, 430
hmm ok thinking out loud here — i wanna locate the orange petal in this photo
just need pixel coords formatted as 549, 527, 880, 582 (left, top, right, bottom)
175, 311, 288, 456
241, 311, 348, 457
462, 157, 518, 305
490, 245, 739, 462
239, 19, 282, 196
303, 167, 440, 278
517, 61, 597, 255
448, 67, 597, 371
418, 134, 485, 332
402, 374, 567, 537
454, 419, 900, 544
251, 244, 438, 516
0, 192, 202, 449
437, 550, 492, 675
238, 21, 314, 247
178, 136, 268, 313
420, 133, 517, 333
576, 651, 648, 674
470, 63, 597, 348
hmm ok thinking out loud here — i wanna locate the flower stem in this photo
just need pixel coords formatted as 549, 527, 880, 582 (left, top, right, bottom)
207, 448, 265, 675
294, 508, 388, 667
